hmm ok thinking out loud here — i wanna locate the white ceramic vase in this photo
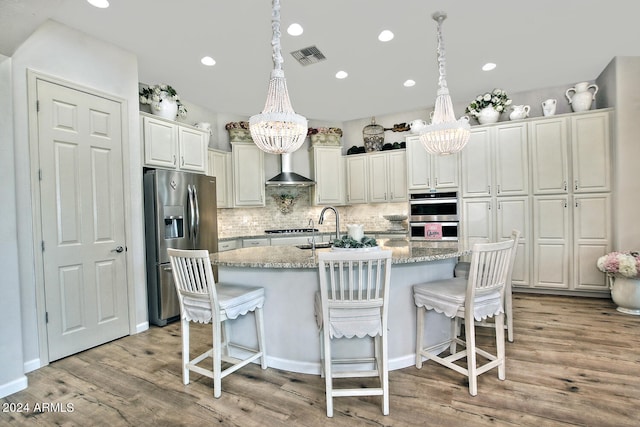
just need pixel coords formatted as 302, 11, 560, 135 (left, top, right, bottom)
566, 82, 598, 112
610, 276, 640, 315
476, 106, 500, 125
150, 91, 178, 120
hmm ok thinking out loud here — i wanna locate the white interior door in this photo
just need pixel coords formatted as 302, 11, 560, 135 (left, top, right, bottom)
36, 79, 129, 361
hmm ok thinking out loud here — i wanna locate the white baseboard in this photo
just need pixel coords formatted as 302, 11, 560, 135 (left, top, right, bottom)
0, 375, 28, 399
135, 321, 149, 334
24, 358, 41, 373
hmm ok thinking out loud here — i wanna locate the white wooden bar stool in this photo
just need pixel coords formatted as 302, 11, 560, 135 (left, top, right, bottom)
453, 229, 521, 342
413, 239, 514, 396
316, 250, 392, 417
167, 248, 267, 398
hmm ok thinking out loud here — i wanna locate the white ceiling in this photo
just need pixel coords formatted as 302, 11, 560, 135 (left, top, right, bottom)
1, 0, 639, 121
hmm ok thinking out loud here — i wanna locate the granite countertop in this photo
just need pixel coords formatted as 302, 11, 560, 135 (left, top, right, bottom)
218, 229, 407, 242
211, 238, 469, 269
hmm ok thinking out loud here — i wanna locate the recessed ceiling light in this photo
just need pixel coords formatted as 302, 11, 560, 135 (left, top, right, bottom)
87, 0, 109, 8
482, 62, 497, 71
378, 30, 394, 42
403, 79, 416, 87
201, 56, 216, 66
335, 71, 348, 79
287, 23, 304, 36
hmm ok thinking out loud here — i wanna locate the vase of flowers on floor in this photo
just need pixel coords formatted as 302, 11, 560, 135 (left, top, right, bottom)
465, 89, 512, 125
139, 84, 187, 120
597, 251, 640, 315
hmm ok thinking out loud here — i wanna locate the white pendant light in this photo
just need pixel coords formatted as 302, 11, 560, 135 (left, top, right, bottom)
419, 12, 470, 156
250, 0, 308, 154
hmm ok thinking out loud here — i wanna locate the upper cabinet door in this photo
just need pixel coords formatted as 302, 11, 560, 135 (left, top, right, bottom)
529, 117, 569, 194
178, 126, 207, 173
387, 150, 407, 202
345, 155, 368, 204
406, 136, 431, 190
367, 153, 388, 203
494, 123, 529, 196
232, 142, 265, 207
143, 115, 178, 169
312, 146, 344, 205
432, 152, 459, 190
571, 112, 611, 193
461, 128, 492, 197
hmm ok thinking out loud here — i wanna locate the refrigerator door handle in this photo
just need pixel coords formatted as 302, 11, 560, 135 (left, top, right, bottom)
187, 184, 195, 239
192, 185, 200, 242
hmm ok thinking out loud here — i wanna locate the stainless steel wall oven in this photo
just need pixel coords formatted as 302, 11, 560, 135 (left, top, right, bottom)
409, 191, 459, 241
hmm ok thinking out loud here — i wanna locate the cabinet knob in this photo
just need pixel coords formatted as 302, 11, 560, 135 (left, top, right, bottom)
173, 155, 177, 165
575, 180, 578, 190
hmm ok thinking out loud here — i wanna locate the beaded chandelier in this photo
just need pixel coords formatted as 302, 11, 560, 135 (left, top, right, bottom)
419, 12, 470, 156
249, 0, 307, 154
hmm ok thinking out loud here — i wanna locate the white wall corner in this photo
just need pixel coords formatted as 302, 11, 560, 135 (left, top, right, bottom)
23, 358, 41, 374
136, 321, 149, 334
0, 375, 28, 399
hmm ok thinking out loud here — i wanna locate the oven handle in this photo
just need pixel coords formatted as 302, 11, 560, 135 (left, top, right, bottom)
410, 222, 459, 227
410, 198, 458, 205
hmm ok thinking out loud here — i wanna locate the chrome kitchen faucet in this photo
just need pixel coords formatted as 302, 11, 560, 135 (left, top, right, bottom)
318, 206, 340, 242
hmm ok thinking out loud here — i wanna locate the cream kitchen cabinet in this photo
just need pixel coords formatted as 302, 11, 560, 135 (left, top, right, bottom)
367, 150, 407, 203
141, 113, 208, 173
570, 111, 611, 193
572, 194, 612, 291
207, 149, 232, 208
345, 154, 368, 204
531, 193, 611, 292
530, 111, 611, 195
310, 146, 345, 205
529, 117, 569, 194
461, 122, 528, 198
461, 196, 530, 288
231, 141, 265, 207
218, 239, 239, 252
405, 136, 459, 191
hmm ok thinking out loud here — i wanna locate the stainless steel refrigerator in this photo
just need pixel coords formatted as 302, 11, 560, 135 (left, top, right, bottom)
143, 169, 218, 326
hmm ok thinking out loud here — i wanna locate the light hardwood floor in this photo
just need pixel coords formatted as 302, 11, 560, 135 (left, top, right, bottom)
2, 294, 639, 426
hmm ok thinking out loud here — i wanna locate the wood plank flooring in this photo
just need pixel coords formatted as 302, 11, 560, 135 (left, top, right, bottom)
2, 294, 639, 426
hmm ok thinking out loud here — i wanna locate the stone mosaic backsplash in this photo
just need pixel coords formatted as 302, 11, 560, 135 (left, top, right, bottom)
216, 186, 408, 238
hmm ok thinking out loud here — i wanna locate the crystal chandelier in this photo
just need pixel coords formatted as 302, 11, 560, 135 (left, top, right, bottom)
419, 12, 470, 156
249, 0, 308, 154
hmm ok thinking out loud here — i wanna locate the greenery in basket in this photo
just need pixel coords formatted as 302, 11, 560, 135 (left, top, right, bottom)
332, 235, 378, 248
597, 251, 640, 279
465, 88, 512, 118
139, 84, 187, 118
307, 127, 343, 137
225, 121, 250, 130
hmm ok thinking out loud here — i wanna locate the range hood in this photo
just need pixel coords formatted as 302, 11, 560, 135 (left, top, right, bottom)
266, 153, 315, 187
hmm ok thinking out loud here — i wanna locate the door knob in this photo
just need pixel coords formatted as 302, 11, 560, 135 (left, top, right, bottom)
111, 246, 124, 253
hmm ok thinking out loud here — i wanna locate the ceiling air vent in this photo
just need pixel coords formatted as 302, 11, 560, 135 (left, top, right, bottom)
291, 46, 326, 66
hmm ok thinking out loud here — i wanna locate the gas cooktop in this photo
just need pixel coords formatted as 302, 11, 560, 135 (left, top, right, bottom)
264, 228, 319, 234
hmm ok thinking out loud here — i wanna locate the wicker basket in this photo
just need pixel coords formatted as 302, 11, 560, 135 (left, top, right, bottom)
228, 128, 253, 142
310, 133, 341, 146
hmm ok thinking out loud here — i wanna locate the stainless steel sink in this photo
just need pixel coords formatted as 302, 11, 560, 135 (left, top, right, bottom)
296, 242, 332, 250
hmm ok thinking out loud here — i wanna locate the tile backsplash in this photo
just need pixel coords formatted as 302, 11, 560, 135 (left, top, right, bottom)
217, 186, 408, 238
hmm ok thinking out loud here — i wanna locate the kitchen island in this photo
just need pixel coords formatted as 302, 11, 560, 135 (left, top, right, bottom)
211, 239, 469, 374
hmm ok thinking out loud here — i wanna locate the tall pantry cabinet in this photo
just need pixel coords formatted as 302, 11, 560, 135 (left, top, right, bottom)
529, 110, 612, 293
460, 109, 612, 294
460, 122, 530, 288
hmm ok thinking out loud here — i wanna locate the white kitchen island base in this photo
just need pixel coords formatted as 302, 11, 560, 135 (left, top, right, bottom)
215, 249, 459, 374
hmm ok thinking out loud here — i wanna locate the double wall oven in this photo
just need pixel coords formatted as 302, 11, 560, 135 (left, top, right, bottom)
409, 191, 459, 241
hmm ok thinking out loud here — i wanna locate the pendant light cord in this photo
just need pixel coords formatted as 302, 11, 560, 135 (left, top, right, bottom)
271, 0, 283, 72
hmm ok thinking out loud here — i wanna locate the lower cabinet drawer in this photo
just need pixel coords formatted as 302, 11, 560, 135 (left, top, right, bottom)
242, 238, 270, 248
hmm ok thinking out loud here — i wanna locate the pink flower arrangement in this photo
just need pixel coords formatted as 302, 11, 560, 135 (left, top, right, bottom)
597, 251, 640, 279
